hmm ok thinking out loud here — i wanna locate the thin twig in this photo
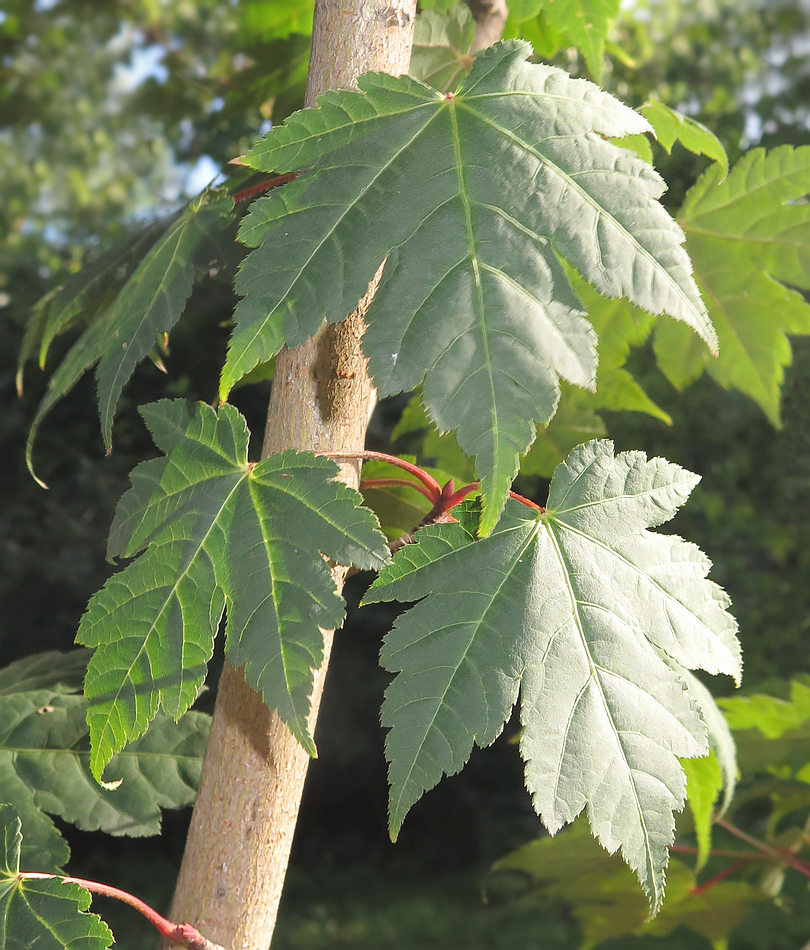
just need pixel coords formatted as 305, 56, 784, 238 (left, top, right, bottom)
20, 874, 227, 950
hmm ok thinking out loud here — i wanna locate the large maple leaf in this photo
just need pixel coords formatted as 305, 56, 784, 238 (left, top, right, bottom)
655, 145, 810, 425
223, 40, 713, 535
364, 440, 740, 911
77, 400, 389, 780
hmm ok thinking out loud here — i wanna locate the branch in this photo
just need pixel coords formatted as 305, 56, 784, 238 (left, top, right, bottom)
19, 874, 227, 950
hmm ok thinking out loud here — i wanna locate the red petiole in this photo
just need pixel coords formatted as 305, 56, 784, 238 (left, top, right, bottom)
20, 874, 225, 950
322, 450, 545, 523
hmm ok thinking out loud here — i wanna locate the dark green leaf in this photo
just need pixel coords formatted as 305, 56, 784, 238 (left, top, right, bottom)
365, 440, 740, 910
492, 820, 760, 949
0, 652, 210, 870
225, 41, 713, 533
0, 805, 113, 950
26, 191, 234, 481
79, 400, 389, 779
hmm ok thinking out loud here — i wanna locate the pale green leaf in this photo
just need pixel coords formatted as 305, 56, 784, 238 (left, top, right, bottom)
542, 0, 622, 80
611, 132, 654, 165
409, 5, 474, 93
241, 0, 314, 39
719, 677, 810, 738
641, 100, 728, 176
657, 146, 810, 425
79, 400, 389, 779
365, 440, 740, 910
675, 664, 738, 814
681, 752, 722, 871
26, 191, 234, 481
225, 42, 712, 533
520, 391, 607, 476
0, 806, 113, 950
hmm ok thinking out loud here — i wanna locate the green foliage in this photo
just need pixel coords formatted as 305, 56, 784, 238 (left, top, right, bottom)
0, 651, 210, 871
641, 100, 729, 176
227, 41, 712, 533
491, 819, 762, 950
78, 399, 388, 779
0, 806, 113, 950
25, 191, 235, 480
409, 5, 474, 93
365, 441, 740, 911
11, 2, 810, 943
655, 146, 810, 425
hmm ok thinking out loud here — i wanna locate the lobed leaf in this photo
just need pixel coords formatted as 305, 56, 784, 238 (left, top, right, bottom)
0, 806, 113, 950
657, 145, 810, 425
365, 440, 740, 910
26, 191, 234, 481
225, 41, 712, 533
542, 0, 621, 81
641, 100, 728, 176
79, 400, 389, 779
0, 652, 210, 870
409, 5, 475, 93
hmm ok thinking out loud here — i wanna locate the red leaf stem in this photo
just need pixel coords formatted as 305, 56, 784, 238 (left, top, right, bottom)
671, 844, 762, 860
690, 858, 751, 897
714, 818, 810, 879
361, 477, 436, 501
19, 874, 226, 950
231, 172, 298, 203
321, 450, 443, 497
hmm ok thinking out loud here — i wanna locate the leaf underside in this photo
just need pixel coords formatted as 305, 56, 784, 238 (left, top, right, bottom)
225, 40, 712, 534
78, 400, 389, 780
365, 440, 740, 911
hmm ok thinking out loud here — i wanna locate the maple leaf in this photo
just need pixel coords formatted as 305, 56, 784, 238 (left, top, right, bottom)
364, 440, 740, 910
0, 651, 210, 871
77, 400, 389, 780
655, 145, 810, 425
0, 806, 113, 950
25, 190, 235, 482
223, 41, 712, 534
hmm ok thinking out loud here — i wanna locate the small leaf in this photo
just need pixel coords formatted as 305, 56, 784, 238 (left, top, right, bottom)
79, 400, 389, 779
409, 5, 474, 93
241, 0, 314, 39
681, 752, 722, 871
720, 677, 810, 738
365, 440, 740, 910
226, 42, 712, 533
0, 805, 113, 950
26, 191, 234, 480
641, 100, 728, 176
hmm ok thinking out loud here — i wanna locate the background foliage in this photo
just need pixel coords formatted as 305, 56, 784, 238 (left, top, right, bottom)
4, 0, 810, 947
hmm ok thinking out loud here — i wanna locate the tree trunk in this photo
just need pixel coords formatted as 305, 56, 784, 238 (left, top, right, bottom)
163, 4, 416, 948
